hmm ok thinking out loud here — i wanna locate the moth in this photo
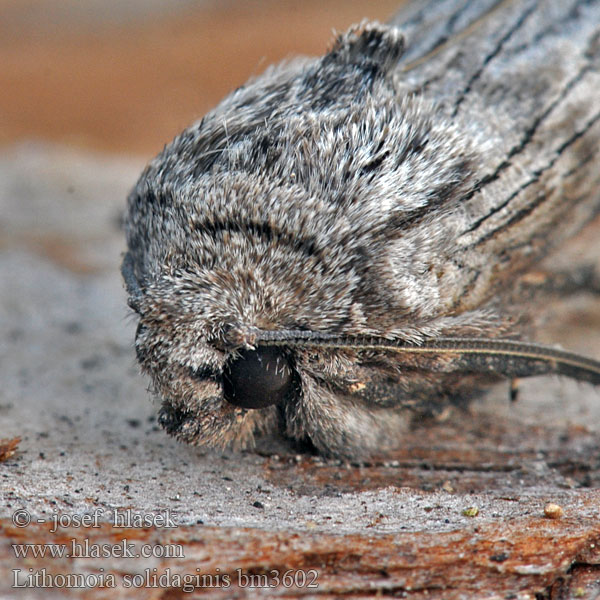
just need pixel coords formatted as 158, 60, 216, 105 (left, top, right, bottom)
122, 0, 600, 458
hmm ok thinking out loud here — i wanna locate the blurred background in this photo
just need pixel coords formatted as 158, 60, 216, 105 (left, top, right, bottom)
1, 0, 400, 158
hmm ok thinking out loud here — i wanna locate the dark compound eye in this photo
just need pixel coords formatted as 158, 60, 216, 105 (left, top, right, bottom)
223, 346, 294, 409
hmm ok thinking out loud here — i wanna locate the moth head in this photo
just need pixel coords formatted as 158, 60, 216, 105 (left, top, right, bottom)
131, 323, 294, 449
123, 252, 310, 449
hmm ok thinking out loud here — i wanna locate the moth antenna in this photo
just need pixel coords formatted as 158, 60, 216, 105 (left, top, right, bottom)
395, 337, 600, 385
256, 332, 600, 386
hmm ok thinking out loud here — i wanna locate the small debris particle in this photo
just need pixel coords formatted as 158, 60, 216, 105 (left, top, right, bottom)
544, 503, 564, 519
0, 437, 20, 462
441, 480, 454, 493
80, 356, 101, 370
489, 552, 509, 563
64, 321, 82, 334
462, 507, 479, 517
126, 419, 141, 428
510, 378, 520, 402
573, 587, 586, 598
366, 513, 386, 528
252, 501, 264, 509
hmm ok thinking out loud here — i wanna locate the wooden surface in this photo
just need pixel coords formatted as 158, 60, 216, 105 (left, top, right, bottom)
1, 1, 599, 598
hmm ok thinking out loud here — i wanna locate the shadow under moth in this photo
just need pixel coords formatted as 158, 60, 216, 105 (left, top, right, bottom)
122, 0, 600, 458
